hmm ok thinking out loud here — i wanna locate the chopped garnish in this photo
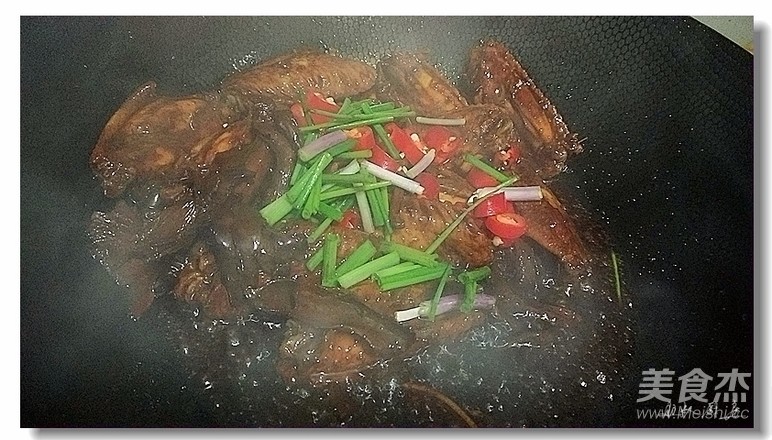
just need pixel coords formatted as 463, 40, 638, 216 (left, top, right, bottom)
324, 138, 356, 158
259, 193, 293, 226
377, 264, 449, 291
378, 186, 391, 234
424, 177, 518, 254
299, 114, 402, 133
463, 154, 514, 184
365, 188, 385, 228
336, 150, 372, 160
415, 116, 466, 126
611, 251, 622, 303
380, 242, 438, 267
300, 177, 322, 219
386, 123, 425, 165
469, 186, 543, 204
319, 181, 391, 201
290, 153, 333, 210
423, 126, 460, 163
457, 266, 492, 284
360, 161, 424, 195
457, 266, 491, 313
337, 251, 401, 289
316, 201, 344, 221
466, 167, 500, 188
426, 264, 453, 321
289, 162, 308, 186
405, 149, 436, 178
336, 159, 361, 176
395, 293, 496, 322
321, 173, 374, 185
472, 192, 509, 218
361, 104, 404, 159
355, 190, 375, 233
373, 261, 421, 281
297, 130, 348, 162
485, 212, 527, 240
321, 233, 340, 288
306, 246, 324, 271
307, 217, 334, 244
334, 240, 377, 281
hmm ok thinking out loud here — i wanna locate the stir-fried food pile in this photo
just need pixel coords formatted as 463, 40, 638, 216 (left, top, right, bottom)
89, 40, 603, 388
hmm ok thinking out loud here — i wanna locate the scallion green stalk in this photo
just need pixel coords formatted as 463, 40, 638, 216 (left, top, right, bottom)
317, 201, 343, 221
299, 115, 398, 133
379, 186, 391, 234
377, 264, 449, 291
259, 193, 293, 226
365, 188, 385, 227
319, 181, 391, 201
306, 246, 324, 271
457, 266, 492, 284
355, 190, 375, 234
325, 138, 356, 158
301, 177, 322, 219
373, 261, 421, 283
321, 233, 340, 288
291, 153, 333, 210
334, 240, 377, 281
337, 251, 401, 289
427, 263, 452, 321
335, 150, 372, 160
362, 104, 401, 159
424, 177, 517, 254
368, 102, 397, 112
338, 97, 353, 115
380, 242, 438, 267
307, 217, 334, 244
289, 162, 307, 186
459, 280, 479, 313
321, 173, 374, 185
464, 154, 513, 183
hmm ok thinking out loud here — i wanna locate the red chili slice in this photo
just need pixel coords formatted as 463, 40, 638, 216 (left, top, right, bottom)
369, 145, 400, 172
290, 103, 306, 127
415, 173, 440, 200
485, 212, 528, 240
466, 167, 500, 188
387, 124, 424, 165
507, 144, 522, 164
306, 91, 339, 125
338, 209, 360, 229
472, 193, 508, 218
350, 126, 378, 150
423, 126, 461, 163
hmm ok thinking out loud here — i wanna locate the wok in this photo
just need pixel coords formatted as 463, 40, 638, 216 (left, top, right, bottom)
20, 16, 754, 428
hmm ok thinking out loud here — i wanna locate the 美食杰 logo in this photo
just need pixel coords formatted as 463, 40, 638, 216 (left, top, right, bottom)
635, 368, 751, 421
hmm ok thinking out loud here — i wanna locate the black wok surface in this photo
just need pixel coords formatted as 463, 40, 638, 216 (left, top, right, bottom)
20, 16, 754, 428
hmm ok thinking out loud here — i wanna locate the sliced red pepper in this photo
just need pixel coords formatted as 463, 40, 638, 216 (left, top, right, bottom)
338, 209, 360, 229
349, 126, 378, 150
386, 124, 424, 165
472, 193, 508, 218
306, 91, 339, 125
466, 167, 500, 188
507, 144, 522, 164
485, 212, 528, 240
369, 144, 400, 172
415, 173, 440, 200
290, 103, 306, 127
423, 126, 461, 163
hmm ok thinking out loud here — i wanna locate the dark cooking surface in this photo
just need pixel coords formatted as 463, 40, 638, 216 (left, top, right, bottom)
20, 16, 753, 427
